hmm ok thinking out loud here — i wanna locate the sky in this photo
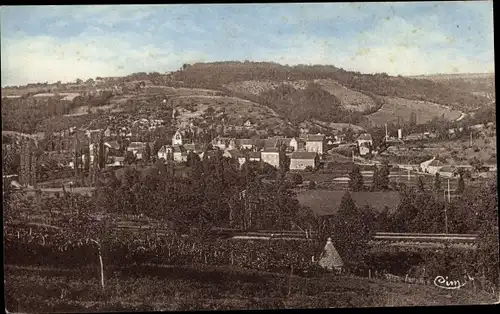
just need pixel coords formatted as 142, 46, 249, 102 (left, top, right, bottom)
0, 2, 495, 87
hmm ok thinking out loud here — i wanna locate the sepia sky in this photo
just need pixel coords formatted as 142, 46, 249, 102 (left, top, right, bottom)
1, 2, 494, 86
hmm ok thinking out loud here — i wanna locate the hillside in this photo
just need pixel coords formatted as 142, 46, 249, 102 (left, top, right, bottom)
367, 97, 463, 126
2, 62, 492, 135
408, 73, 495, 102
174, 62, 489, 112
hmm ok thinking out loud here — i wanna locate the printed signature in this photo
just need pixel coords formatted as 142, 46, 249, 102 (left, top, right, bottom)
433, 275, 474, 290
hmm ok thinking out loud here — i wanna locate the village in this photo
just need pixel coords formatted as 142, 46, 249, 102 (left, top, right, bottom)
2, 3, 498, 311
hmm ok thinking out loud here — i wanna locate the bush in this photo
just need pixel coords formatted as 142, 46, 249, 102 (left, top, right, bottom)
290, 173, 303, 185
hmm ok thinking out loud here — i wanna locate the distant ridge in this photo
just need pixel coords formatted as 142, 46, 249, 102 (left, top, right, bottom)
407, 73, 494, 79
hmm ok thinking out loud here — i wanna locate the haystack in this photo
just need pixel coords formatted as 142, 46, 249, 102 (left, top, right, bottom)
318, 238, 344, 272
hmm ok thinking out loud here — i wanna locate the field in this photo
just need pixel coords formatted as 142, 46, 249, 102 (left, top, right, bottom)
296, 190, 401, 215
170, 94, 287, 129
314, 79, 376, 112
378, 136, 497, 166
5, 264, 496, 312
367, 96, 463, 126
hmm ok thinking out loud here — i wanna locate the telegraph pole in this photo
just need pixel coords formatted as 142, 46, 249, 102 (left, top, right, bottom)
445, 178, 450, 234
469, 132, 473, 147
447, 179, 451, 203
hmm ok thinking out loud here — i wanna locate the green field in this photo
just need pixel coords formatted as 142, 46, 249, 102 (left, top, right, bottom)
4, 264, 496, 312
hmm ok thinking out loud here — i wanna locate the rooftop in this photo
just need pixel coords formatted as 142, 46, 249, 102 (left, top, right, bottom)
307, 134, 325, 141
357, 133, 373, 141
291, 152, 318, 159
262, 148, 280, 153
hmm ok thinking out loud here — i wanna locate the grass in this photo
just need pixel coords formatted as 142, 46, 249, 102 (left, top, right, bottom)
296, 190, 401, 215
367, 96, 462, 126
5, 264, 495, 312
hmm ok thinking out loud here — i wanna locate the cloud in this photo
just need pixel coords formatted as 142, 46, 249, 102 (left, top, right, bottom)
1, 31, 210, 85
1, 3, 495, 86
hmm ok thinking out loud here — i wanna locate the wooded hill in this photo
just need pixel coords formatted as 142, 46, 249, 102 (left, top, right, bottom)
172, 61, 489, 112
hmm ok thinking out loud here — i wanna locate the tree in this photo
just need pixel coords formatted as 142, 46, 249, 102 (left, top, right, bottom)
76, 78, 83, 84
372, 161, 390, 191
144, 144, 151, 163
348, 164, 364, 192
433, 172, 441, 193
469, 157, 484, 173
331, 190, 372, 263
124, 151, 137, 165
378, 160, 390, 190
371, 166, 379, 191
344, 127, 355, 143
417, 176, 426, 193
308, 180, 317, 190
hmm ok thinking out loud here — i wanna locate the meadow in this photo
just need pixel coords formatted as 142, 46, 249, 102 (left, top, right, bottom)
5, 264, 496, 312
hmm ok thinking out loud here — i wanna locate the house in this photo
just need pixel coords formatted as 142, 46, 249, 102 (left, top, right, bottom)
274, 137, 300, 152
235, 139, 255, 150
262, 138, 280, 150
405, 133, 424, 141
356, 133, 373, 156
289, 137, 299, 152
183, 143, 204, 153
248, 151, 261, 162
261, 148, 282, 169
305, 134, 325, 154
127, 142, 148, 159
212, 137, 234, 150
334, 134, 346, 144
104, 141, 121, 155
172, 145, 187, 163
243, 119, 254, 127
420, 157, 445, 175
109, 156, 125, 167
438, 166, 458, 178
199, 150, 218, 160
157, 145, 173, 161
290, 152, 319, 170
224, 149, 247, 168
172, 130, 183, 146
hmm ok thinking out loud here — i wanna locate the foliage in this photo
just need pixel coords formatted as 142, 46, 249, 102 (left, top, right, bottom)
348, 164, 364, 192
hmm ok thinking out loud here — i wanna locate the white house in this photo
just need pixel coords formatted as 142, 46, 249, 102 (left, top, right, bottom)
290, 152, 319, 170
261, 148, 281, 169
173, 145, 187, 162
243, 119, 254, 127
248, 151, 261, 162
356, 133, 373, 156
420, 157, 445, 175
305, 134, 325, 154
157, 145, 173, 161
289, 137, 299, 152
172, 130, 183, 146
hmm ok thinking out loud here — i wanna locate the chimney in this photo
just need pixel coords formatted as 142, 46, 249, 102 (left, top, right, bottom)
398, 129, 402, 139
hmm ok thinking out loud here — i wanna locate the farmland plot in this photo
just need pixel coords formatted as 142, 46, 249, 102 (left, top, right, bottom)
367, 97, 462, 126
